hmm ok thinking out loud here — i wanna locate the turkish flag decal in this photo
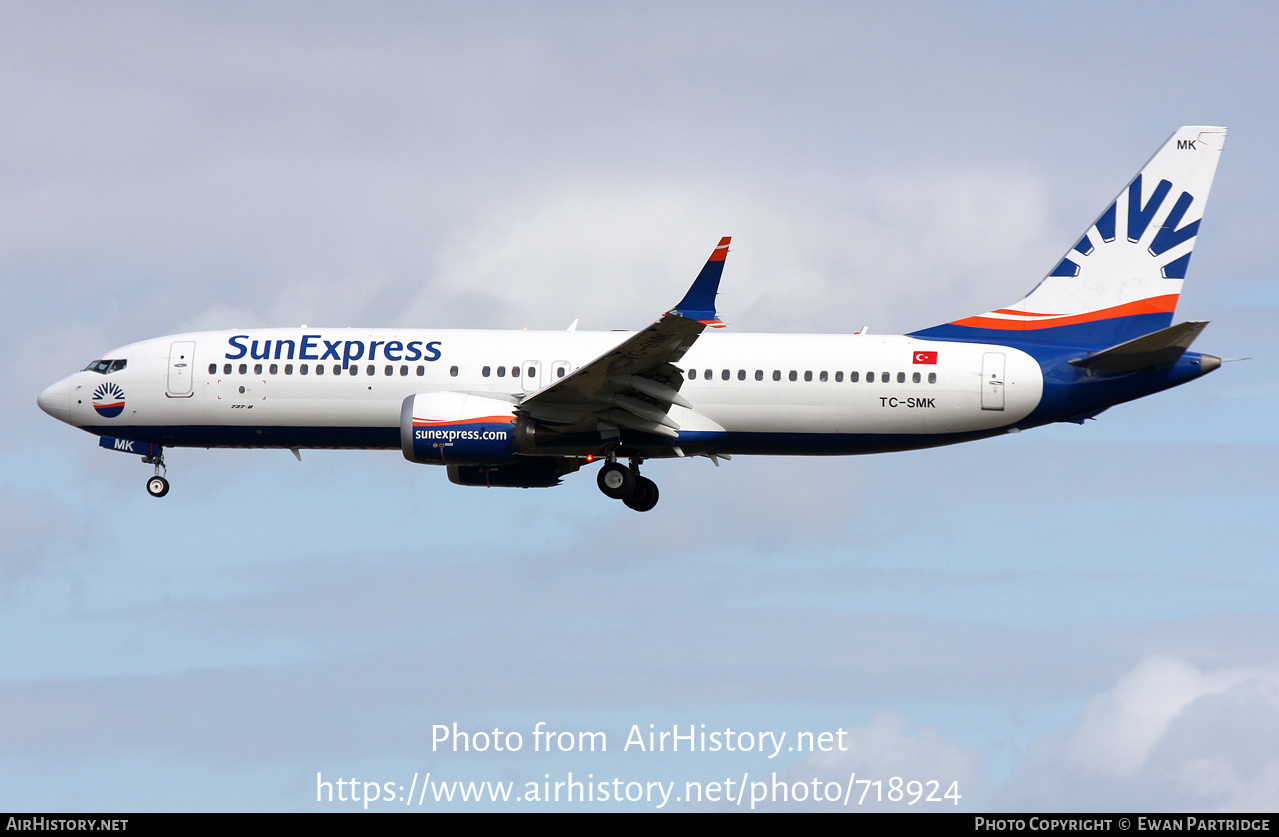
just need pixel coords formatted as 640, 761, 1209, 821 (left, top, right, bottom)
912, 351, 938, 364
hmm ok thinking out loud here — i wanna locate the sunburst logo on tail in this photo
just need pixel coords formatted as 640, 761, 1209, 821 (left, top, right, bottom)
1050, 174, 1201, 284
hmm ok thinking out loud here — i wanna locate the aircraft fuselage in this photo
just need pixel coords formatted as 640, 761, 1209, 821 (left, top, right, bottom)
40, 327, 1055, 455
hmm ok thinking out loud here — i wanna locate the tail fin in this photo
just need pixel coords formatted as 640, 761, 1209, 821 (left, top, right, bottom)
912, 126, 1226, 347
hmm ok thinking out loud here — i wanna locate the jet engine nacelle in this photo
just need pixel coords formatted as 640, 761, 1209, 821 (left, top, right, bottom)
400, 392, 530, 465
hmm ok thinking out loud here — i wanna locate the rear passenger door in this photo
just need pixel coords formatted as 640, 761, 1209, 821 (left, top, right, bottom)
981, 352, 1005, 411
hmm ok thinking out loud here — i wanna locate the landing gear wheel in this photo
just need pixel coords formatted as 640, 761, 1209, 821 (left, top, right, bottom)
146, 475, 170, 498
597, 462, 635, 499
622, 476, 659, 512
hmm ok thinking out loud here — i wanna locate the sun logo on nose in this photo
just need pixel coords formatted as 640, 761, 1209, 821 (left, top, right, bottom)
92, 382, 125, 418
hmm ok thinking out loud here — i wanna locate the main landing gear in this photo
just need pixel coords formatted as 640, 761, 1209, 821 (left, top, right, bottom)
596, 459, 659, 512
142, 449, 169, 498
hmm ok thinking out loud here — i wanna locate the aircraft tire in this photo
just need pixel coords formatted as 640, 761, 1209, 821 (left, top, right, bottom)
597, 462, 635, 499
146, 476, 170, 498
622, 476, 659, 512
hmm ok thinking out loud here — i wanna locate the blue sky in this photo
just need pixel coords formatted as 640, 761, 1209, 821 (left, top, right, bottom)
3, 2, 1278, 811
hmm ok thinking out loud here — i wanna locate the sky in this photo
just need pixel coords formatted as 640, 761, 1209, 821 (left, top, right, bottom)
3, 1, 1278, 812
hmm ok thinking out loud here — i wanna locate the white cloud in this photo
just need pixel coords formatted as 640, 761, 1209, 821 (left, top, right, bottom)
1064, 656, 1230, 779
393, 163, 1057, 338
1001, 656, 1279, 812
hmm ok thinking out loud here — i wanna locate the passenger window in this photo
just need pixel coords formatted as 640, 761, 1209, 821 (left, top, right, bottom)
835, 371, 843, 382
497, 366, 506, 377
556, 367, 565, 378
897, 372, 905, 383
721, 369, 730, 381
820, 371, 828, 382
773, 370, 781, 381
482, 366, 491, 377
913, 372, 921, 383
804, 371, 812, 382
450, 366, 459, 377
350, 365, 358, 376
527, 366, 535, 378
239, 363, 248, 374
300, 364, 309, 375
755, 370, 763, 381
223, 364, 232, 375
689, 369, 697, 380
332, 364, 340, 375
882, 372, 890, 383
269, 364, 278, 375
208, 363, 217, 374
511, 366, 520, 378
929, 372, 937, 384
738, 369, 745, 381
315, 364, 324, 376
416, 366, 424, 376
285, 364, 293, 375
850, 371, 859, 382
385, 365, 393, 376
866, 371, 874, 382
254, 363, 263, 375
400, 365, 408, 376
367, 365, 375, 376
789, 370, 797, 382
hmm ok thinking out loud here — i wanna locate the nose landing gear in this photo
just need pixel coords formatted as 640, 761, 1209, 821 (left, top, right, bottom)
142, 449, 169, 497
596, 459, 659, 512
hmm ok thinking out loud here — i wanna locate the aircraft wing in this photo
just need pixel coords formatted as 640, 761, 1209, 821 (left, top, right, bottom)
517, 237, 730, 439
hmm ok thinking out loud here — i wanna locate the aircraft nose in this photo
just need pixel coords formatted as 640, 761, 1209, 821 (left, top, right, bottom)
37, 377, 71, 423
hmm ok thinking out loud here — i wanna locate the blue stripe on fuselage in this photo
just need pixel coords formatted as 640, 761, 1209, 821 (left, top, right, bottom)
82, 424, 1012, 457
83, 425, 401, 449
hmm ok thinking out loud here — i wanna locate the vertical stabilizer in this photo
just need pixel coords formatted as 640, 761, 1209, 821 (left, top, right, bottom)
912, 126, 1226, 347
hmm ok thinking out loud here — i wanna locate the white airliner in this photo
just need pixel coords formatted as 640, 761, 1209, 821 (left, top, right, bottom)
39, 127, 1227, 511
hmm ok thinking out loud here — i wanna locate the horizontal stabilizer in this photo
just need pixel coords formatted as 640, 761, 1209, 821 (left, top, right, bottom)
1069, 320, 1208, 372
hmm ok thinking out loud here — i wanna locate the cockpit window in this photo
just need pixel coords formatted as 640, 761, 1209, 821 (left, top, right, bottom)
84, 359, 127, 374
